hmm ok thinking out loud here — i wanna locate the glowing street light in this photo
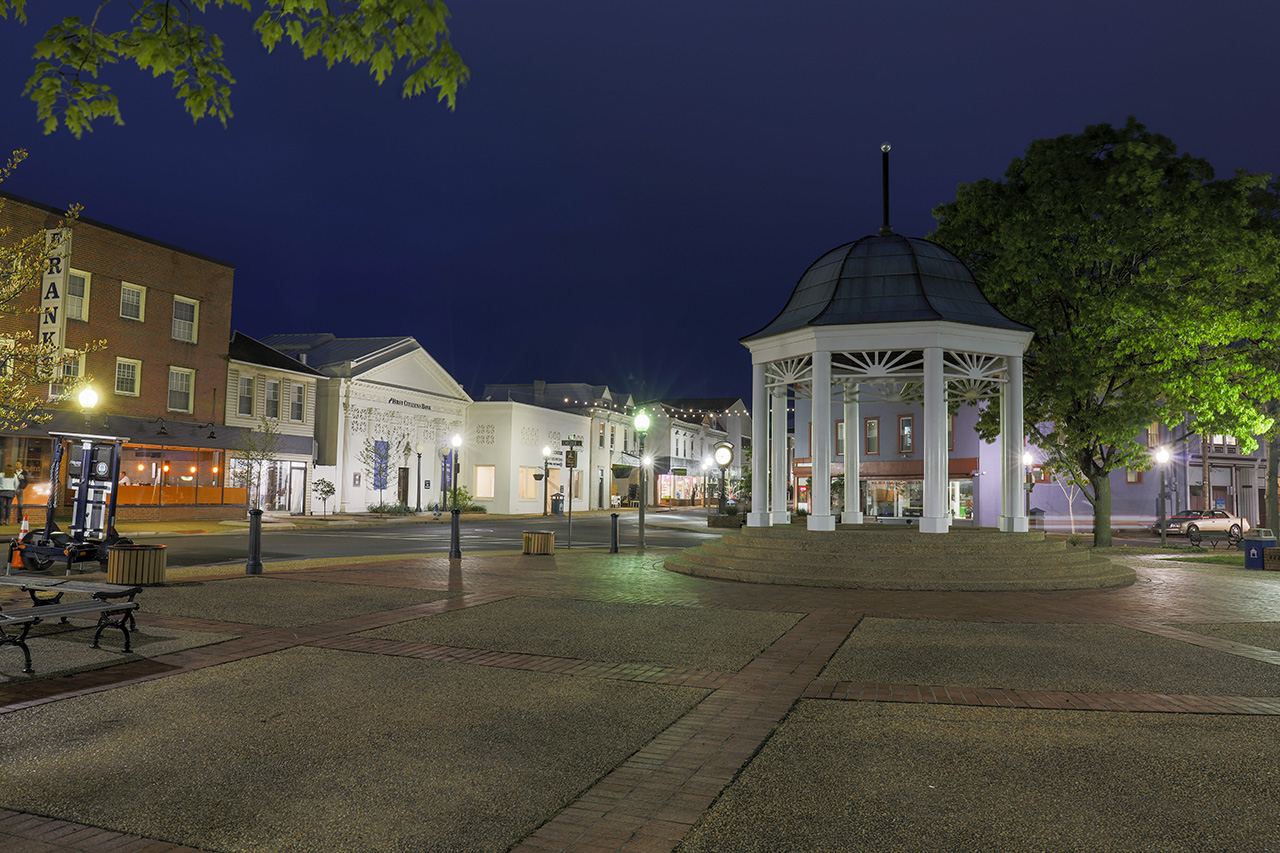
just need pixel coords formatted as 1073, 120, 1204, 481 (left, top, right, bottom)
714, 441, 734, 514
541, 445, 552, 516
635, 411, 650, 549
1154, 446, 1171, 547
77, 386, 98, 428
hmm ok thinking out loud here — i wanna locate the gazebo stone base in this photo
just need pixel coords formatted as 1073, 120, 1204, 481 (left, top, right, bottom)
665, 525, 1134, 592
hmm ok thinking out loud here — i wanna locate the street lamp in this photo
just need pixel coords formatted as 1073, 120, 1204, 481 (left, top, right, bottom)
635, 411, 650, 549
1155, 446, 1171, 547
714, 442, 734, 514
1022, 450, 1035, 521
541, 445, 552, 516
77, 386, 98, 429
450, 433, 462, 510
413, 440, 424, 512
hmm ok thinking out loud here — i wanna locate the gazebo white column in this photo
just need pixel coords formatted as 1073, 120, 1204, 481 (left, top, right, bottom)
770, 387, 789, 524
808, 351, 836, 531
921, 346, 949, 534
842, 382, 862, 523
999, 354, 1028, 532
748, 361, 769, 527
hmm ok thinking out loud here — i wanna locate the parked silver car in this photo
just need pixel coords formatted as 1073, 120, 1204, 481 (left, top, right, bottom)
1152, 509, 1250, 539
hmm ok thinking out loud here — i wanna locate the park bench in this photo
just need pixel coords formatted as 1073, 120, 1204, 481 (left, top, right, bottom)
1188, 529, 1241, 550
0, 576, 142, 674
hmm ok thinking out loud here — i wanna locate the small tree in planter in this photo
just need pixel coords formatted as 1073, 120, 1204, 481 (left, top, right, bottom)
357, 438, 391, 511
314, 478, 335, 515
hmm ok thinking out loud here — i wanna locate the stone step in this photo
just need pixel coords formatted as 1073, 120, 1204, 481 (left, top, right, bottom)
689, 541, 1096, 568
712, 532, 1070, 557
664, 554, 1132, 592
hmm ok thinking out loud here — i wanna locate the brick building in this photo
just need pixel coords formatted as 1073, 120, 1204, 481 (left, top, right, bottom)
0, 190, 255, 521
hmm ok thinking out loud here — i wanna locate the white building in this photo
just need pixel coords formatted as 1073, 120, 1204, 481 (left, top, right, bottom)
261, 334, 470, 513
464, 401, 591, 515
225, 332, 323, 514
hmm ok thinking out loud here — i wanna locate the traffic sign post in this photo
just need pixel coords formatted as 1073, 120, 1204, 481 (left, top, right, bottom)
562, 440, 580, 548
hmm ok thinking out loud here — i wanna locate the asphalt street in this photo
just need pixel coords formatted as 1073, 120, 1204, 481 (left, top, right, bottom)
151, 512, 719, 568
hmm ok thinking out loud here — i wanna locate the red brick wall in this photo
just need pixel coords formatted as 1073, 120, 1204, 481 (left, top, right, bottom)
0, 194, 235, 424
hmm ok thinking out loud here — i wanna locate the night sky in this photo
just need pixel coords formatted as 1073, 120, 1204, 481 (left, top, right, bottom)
3, 1, 1278, 404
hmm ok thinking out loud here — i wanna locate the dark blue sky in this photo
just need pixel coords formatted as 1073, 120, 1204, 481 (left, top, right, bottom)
3, 1, 1278, 403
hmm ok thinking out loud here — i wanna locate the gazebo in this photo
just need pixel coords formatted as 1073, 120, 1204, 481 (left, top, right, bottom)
742, 186, 1033, 534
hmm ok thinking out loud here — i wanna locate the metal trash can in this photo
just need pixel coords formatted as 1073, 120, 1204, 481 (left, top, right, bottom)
1243, 529, 1277, 571
550, 495, 564, 515
522, 531, 555, 555
107, 544, 167, 585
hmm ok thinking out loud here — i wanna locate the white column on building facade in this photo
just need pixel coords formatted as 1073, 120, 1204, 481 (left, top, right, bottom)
843, 382, 862, 523
921, 346, 949, 534
771, 387, 789, 524
808, 351, 836, 531
748, 361, 770, 527
999, 354, 1028, 532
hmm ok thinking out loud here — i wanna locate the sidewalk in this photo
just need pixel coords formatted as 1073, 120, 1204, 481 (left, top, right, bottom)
2, 548, 1279, 851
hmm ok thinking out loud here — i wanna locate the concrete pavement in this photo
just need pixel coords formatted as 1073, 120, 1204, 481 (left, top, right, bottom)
1, 545, 1278, 851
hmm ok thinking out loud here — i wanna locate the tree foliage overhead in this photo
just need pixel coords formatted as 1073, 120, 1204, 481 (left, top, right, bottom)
931, 118, 1280, 546
0, 0, 469, 137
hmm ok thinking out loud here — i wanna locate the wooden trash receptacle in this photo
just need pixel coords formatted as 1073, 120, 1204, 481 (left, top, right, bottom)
522, 531, 555, 556
1265, 547, 1280, 571
107, 544, 167, 585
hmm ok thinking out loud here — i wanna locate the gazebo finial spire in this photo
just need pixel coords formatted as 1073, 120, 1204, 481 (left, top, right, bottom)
878, 142, 893, 236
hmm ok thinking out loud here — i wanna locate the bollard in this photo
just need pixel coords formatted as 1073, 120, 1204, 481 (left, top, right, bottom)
610, 513, 620, 553
449, 508, 462, 559
246, 507, 264, 575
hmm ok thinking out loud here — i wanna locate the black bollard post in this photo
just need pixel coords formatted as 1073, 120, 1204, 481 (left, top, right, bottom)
610, 512, 619, 553
246, 507, 264, 575
449, 508, 462, 559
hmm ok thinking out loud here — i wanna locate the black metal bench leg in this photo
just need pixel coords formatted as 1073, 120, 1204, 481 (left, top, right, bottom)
1, 625, 35, 674
92, 612, 133, 652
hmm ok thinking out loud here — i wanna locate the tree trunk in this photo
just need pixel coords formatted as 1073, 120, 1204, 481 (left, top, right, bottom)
1202, 432, 1212, 511
1089, 471, 1112, 547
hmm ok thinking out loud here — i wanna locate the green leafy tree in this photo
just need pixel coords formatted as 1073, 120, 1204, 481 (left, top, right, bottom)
0, 150, 101, 430
357, 437, 390, 506
1, 0, 469, 138
313, 477, 335, 515
932, 118, 1280, 546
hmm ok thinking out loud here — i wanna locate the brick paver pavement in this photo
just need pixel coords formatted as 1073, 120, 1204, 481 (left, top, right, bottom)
2, 549, 1278, 852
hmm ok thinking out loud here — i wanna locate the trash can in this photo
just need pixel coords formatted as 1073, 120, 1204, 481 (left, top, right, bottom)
107, 544, 167, 585
550, 495, 564, 515
522, 531, 555, 555
1265, 547, 1280, 571
1242, 529, 1276, 571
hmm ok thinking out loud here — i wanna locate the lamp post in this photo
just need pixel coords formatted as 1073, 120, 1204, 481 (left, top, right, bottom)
1022, 450, 1034, 520
77, 386, 98, 430
450, 433, 462, 510
413, 441, 424, 512
542, 445, 552, 516
635, 411, 650, 550
1155, 446, 1170, 548
714, 442, 734, 514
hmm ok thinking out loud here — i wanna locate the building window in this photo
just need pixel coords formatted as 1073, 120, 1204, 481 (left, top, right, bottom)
475, 465, 496, 499
49, 351, 85, 398
1147, 422, 1160, 448
66, 271, 89, 320
836, 420, 845, 457
120, 283, 146, 321
518, 467, 540, 500
898, 416, 913, 454
168, 367, 194, 412
1125, 469, 1143, 484
114, 358, 141, 396
172, 296, 199, 343
290, 383, 305, 421
865, 418, 880, 455
265, 380, 280, 419
599, 423, 605, 448
237, 375, 254, 417
610, 426, 615, 449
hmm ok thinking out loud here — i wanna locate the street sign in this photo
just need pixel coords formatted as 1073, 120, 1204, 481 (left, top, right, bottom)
561, 439, 583, 447
565, 450, 578, 468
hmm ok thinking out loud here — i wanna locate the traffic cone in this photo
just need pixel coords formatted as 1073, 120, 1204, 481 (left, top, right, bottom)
20, 516, 28, 537
9, 543, 23, 570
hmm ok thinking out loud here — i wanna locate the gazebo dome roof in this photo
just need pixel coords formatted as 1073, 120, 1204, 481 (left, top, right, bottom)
742, 233, 1028, 342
